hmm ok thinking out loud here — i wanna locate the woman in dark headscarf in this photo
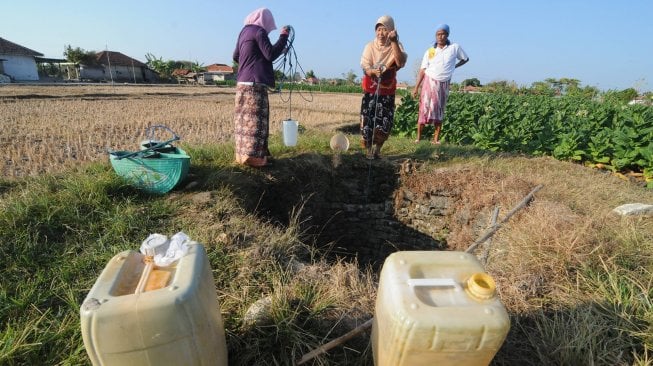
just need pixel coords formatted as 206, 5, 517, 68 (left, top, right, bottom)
359, 15, 407, 159
233, 8, 289, 167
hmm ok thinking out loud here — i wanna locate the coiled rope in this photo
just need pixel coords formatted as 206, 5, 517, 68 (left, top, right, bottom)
273, 26, 313, 120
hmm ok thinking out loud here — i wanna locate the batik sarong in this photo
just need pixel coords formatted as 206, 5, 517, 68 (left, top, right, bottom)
418, 77, 450, 125
234, 83, 270, 167
360, 93, 395, 149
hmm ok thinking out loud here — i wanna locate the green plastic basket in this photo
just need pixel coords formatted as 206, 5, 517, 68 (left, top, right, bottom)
109, 147, 190, 194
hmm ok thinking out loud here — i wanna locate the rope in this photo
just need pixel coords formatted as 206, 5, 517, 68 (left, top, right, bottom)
364, 67, 385, 203
273, 26, 313, 120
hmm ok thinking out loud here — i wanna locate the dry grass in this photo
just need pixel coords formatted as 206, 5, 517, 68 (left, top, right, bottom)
0, 84, 360, 177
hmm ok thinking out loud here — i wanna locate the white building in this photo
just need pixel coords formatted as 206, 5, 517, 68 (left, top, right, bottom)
0, 37, 43, 81
199, 64, 234, 84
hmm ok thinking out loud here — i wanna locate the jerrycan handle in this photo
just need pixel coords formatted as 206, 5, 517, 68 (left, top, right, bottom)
407, 278, 462, 291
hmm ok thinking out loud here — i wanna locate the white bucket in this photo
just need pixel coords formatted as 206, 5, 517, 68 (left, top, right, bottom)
282, 120, 298, 147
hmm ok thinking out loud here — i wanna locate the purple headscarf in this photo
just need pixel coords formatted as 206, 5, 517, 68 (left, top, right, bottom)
244, 8, 277, 33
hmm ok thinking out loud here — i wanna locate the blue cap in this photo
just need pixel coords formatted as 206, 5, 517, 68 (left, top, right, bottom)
436, 24, 450, 34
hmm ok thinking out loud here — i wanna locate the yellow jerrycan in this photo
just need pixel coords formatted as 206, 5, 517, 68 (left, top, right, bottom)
80, 242, 228, 366
372, 251, 510, 366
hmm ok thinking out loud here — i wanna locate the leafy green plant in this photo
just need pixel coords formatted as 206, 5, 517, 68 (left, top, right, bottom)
388, 90, 653, 178
393, 94, 419, 137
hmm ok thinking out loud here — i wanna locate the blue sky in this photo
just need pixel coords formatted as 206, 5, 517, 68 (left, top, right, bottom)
3, 0, 652, 92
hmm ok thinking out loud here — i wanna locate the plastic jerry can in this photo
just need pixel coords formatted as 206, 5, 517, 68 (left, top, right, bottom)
80, 243, 228, 366
372, 251, 510, 366
282, 119, 298, 146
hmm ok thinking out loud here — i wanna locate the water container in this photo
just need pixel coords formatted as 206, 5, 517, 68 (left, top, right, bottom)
372, 251, 510, 366
80, 243, 228, 366
329, 132, 350, 152
282, 119, 298, 146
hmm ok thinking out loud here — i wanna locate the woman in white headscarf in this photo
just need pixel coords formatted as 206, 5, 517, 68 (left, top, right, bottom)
359, 15, 407, 159
233, 8, 289, 167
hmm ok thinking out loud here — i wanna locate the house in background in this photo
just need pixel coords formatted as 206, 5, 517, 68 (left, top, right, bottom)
172, 68, 198, 84
302, 76, 319, 85
199, 63, 234, 84
63, 51, 158, 82
0, 37, 43, 82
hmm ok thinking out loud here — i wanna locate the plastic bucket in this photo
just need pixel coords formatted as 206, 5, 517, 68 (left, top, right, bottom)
372, 251, 510, 366
282, 120, 298, 147
330, 133, 350, 152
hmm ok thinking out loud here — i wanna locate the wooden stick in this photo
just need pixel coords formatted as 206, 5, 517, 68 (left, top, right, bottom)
466, 184, 543, 254
480, 206, 500, 265
134, 255, 154, 294
296, 318, 373, 365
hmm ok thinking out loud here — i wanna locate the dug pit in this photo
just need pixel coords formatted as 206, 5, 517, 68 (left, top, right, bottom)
237, 153, 535, 268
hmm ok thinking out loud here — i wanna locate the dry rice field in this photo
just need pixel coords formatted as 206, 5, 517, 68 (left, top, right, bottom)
0, 84, 361, 177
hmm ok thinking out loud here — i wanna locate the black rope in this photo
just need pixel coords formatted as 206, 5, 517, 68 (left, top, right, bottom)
273, 26, 313, 120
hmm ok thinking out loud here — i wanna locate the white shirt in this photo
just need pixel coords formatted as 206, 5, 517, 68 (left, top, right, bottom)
420, 43, 468, 81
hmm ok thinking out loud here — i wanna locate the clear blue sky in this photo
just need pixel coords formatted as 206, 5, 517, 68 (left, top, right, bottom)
3, 0, 652, 92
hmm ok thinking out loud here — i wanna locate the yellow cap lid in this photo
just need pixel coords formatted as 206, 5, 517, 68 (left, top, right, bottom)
466, 273, 497, 300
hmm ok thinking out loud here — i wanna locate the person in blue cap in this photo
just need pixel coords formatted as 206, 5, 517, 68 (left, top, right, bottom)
413, 24, 469, 144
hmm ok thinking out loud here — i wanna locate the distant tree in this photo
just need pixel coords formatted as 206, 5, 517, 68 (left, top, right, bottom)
621, 88, 638, 102
544, 78, 562, 95
540, 78, 581, 95
485, 80, 518, 94
462, 78, 481, 87
305, 69, 316, 79
530, 81, 556, 96
145, 53, 177, 80
189, 61, 205, 73
602, 88, 639, 105
567, 85, 600, 100
64, 45, 97, 65
342, 69, 357, 85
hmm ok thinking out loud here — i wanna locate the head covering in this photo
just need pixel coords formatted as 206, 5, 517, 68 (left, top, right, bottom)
361, 15, 406, 72
436, 24, 450, 35
434, 23, 451, 47
375, 15, 395, 32
244, 8, 277, 33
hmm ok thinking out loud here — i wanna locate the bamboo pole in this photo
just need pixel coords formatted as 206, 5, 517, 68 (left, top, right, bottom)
295, 318, 373, 365
479, 205, 500, 265
466, 184, 543, 254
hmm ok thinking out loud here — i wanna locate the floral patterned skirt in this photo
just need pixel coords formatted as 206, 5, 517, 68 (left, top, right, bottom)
360, 93, 395, 149
234, 84, 270, 167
